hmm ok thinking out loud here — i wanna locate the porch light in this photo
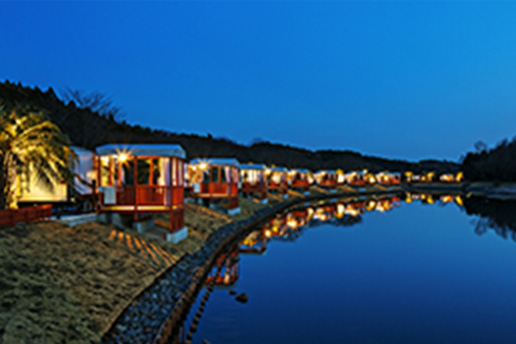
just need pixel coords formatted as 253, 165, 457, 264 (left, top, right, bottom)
118, 153, 129, 163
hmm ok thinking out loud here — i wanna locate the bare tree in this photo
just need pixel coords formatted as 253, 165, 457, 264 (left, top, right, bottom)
62, 87, 125, 121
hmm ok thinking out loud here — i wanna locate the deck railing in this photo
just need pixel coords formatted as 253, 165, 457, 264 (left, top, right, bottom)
0, 204, 53, 228
199, 182, 239, 196
241, 181, 267, 193
102, 186, 184, 207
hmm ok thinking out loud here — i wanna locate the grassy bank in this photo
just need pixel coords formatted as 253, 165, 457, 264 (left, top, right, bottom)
0, 185, 399, 344
0, 196, 283, 344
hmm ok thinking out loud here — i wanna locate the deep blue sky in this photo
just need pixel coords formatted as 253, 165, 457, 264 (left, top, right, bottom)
2, 1, 516, 161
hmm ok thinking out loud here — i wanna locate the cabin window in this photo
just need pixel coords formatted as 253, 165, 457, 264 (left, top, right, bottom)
202, 169, 210, 183
122, 160, 135, 186
178, 160, 184, 185
222, 167, 230, 183
100, 156, 113, 187
211, 167, 220, 183
150, 158, 161, 185
232, 167, 239, 183
136, 159, 151, 185
159, 158, 170, 186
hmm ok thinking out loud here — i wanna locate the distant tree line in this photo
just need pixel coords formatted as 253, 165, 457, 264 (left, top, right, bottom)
462, 139, 516, 181
0, 80, 459, 174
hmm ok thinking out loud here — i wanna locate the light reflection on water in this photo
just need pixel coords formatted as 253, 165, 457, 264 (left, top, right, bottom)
176, 193, 516, 344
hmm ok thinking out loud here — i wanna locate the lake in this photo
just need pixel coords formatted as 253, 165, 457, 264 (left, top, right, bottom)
178, 194, 516, 344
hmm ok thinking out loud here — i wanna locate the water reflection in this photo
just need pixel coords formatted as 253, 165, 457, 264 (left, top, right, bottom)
203, 193, 464, 296
175, 192, 478, 344
463, 196, 516, 242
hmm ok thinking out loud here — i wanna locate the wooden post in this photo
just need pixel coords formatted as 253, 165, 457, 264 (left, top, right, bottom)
134, 156, 138, 222
149, 158, 154, 186
169, 156, 174, 233
108, 157, 114, 186
117, 159, 122, 187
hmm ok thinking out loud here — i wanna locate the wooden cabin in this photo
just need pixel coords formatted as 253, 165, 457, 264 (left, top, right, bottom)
188, 158, 240, 215
240, 164, 268, 204
95, 144, 187, 243
376, 171, 401, 185
336, 169, 346, 185
440, 172, 463, 183
314, 170, 339, 189
266, 167, 288, 198
288, 168, 313, 194
421, 172, 435, 183
345, 171, 366, 186
440, 173, 455, 183
16, 146, 96, 209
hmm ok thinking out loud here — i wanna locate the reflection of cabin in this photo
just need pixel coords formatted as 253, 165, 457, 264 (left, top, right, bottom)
240, 164, 267, 204
188, 158, 240, 215
240, 231, 267, 254
288, 168, 312, 193
266, 167, 288, 198
205, 251, 240, 287
376, 172, 401, 185
16, 146, 95, 208
314, 170, 338, 189
95, 144, 187, 243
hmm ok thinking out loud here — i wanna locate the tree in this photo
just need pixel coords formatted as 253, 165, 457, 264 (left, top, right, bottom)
0, 107, 74, 209
62, 87, 125, 121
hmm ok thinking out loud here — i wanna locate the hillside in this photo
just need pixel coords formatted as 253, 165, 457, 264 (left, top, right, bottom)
0, 80, 458, 173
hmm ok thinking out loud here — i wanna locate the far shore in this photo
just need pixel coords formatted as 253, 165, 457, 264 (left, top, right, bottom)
406, 181, 516, 200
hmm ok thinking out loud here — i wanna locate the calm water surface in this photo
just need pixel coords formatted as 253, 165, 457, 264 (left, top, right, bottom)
184, 195, 516, 344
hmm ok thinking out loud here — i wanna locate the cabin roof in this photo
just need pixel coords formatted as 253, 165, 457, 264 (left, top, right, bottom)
190, 158, 240, 167
292, 168, 311, 173
270, 167, 288, 172
96, 144, 186, 158
239, 164, 267, 170
316, 169, 337, 175
71, 146, 94, 156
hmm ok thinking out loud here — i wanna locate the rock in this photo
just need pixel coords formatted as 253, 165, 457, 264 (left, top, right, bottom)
235, 293, 248, 303
228, 289, 237, 295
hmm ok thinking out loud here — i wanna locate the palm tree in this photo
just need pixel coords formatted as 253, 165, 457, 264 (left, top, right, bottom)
0, 106, 74, 209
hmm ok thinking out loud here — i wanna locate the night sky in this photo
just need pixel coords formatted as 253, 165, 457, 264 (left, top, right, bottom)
2, 1, 516, 161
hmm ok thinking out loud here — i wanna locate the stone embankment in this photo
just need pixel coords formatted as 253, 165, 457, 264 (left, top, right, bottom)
102, 189, 402, 344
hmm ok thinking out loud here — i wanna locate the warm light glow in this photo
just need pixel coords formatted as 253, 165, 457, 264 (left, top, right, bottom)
118, 153, 128, 163
287, 218, 298, 228
441, 195, 454, 203
336, 203, 345, 218
264, 230, 272, 238
366, 200, 376, 211
455, 195, 464, 206
345, 205, 360, 217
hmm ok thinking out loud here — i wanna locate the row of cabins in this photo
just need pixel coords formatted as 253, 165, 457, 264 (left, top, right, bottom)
14, 143, 462, 244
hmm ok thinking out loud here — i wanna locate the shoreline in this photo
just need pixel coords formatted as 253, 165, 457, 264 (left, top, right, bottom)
102, 187, 406, 344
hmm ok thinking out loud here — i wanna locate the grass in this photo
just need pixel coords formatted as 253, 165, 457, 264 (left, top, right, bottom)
0, 193, 282, 344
